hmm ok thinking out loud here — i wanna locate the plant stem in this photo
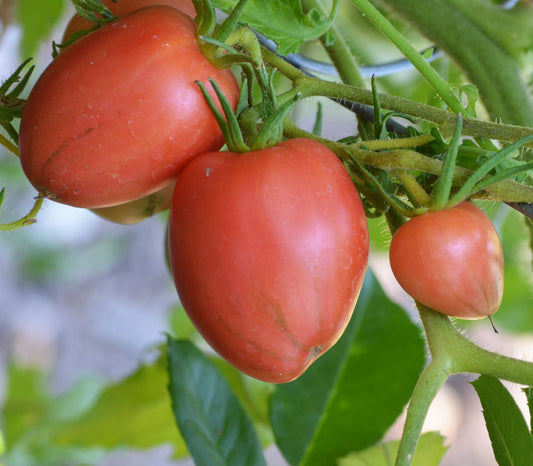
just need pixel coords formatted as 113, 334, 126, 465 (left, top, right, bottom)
378, 0, 533, 126
294, 76, 533, 143
418, 305, 533, 386
349, 0, 470, 116
0, 197, 44, 231
395, 358, 450, 466
282, 118, 533, 203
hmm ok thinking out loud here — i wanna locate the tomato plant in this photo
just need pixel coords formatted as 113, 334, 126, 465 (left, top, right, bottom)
2, 1, 533, 466
168, 138, 369, 383
19, 5, 239, 208
389, 201, 504, 319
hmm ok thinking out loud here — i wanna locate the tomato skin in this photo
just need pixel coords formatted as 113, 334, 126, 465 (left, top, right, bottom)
168, 138, 369, 383
62, 0, 196, 43
19, 6, 239, 208
91, 182, 175, 224
389, 201, 504, 319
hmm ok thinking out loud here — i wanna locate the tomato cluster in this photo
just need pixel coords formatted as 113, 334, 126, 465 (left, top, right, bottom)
18, 2, 370, 383
17, 0, 505, 382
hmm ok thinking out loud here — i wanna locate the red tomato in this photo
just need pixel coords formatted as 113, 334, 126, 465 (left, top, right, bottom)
168, 138, 369, 383
389, 201, 504, 319
91, 181, 175, 224
62, 0, 196, 43
19, 6, 239, 208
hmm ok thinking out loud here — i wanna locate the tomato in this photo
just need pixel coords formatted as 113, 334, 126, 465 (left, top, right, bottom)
168, 138, 369, 383
389, 201, 504, 319
62, 0, 196, 43
19, 6, 239, 208
91, 182, 175, 224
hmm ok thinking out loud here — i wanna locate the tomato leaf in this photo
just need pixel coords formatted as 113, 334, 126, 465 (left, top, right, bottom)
1, 364, 106, 466
167, 338, 267, 466
337, 431, 448, 466
17, 0, 66, 58
471, 375, 533, 466
211, 0, 337, 55
53, 355, 188, 457
269, 270, 426, 466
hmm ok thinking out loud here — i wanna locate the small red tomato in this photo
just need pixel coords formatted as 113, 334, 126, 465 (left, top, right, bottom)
19, 6, 239, 208
62, 0, 197, 44
389, 201, 504, 319
168, 138, 369, 383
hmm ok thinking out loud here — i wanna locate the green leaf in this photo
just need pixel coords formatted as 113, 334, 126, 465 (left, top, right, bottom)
53, 355, 188, 457
338, 431, 448, 466
523, 386, 533, 433
1, 364, 106, 466
167, 338, 267, 466
269, 270, 426, 466
472, 375, 533, 466
2, 365, 49, 447
211, 0, 337, 55
17, 0, 67, 59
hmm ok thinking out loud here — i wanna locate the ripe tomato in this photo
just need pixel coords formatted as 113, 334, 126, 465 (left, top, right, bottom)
389, 201, 504, 319
168, 138, 369, 383
91, 181, 175, 224
19, 6, 239, 208
62, 0, 196, 43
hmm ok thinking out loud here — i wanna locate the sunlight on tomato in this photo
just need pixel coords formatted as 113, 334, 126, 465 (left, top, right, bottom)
389, 201, 504, 319
19, 6, 239, 208
168, 138, 370, 383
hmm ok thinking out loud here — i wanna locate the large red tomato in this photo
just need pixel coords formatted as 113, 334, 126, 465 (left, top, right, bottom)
168, 138, 369, 383
62, 0, 197, 43
19, 6, 239, 208
389, 201, 504, 319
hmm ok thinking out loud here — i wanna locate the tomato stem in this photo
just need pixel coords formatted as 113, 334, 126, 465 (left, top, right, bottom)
395, 357, 450, 466
432, 114, 463, 210
0, 196, 44, 231
348, 0, 470, 117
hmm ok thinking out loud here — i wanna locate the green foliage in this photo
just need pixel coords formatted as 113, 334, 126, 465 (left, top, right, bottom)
1, 364, 106, 466
269, 271, 425, 465
167, 338, 266, 466
53, 355, 188, 456
211, 0, 338, 55
472, 375, 533, 466
17, 0, 67, 59
338, 432, 448, 466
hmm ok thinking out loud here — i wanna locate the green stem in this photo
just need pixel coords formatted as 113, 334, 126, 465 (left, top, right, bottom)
289, 76, 533, 143
282, 118, 533, 203
303, 0, 366, 88
0, 133, 19, 156
0, 197, 44, 231
432, 114, 463, 210
395, 358, 450, 466
378, 0, 533, 126
349, 0, 470, 116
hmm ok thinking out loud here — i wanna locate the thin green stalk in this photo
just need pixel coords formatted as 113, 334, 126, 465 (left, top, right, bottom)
282, 118, 533, 203
432, 114, 463, 209
0, 133, 19, 156
395, 358, 450, 466
0, 197, 44, 231
303, 0, 366, 88
290, 76, 533, 143
349, 0, 470, 116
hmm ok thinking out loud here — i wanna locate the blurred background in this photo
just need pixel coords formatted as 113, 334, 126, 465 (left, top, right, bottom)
0, 1, 532, 465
